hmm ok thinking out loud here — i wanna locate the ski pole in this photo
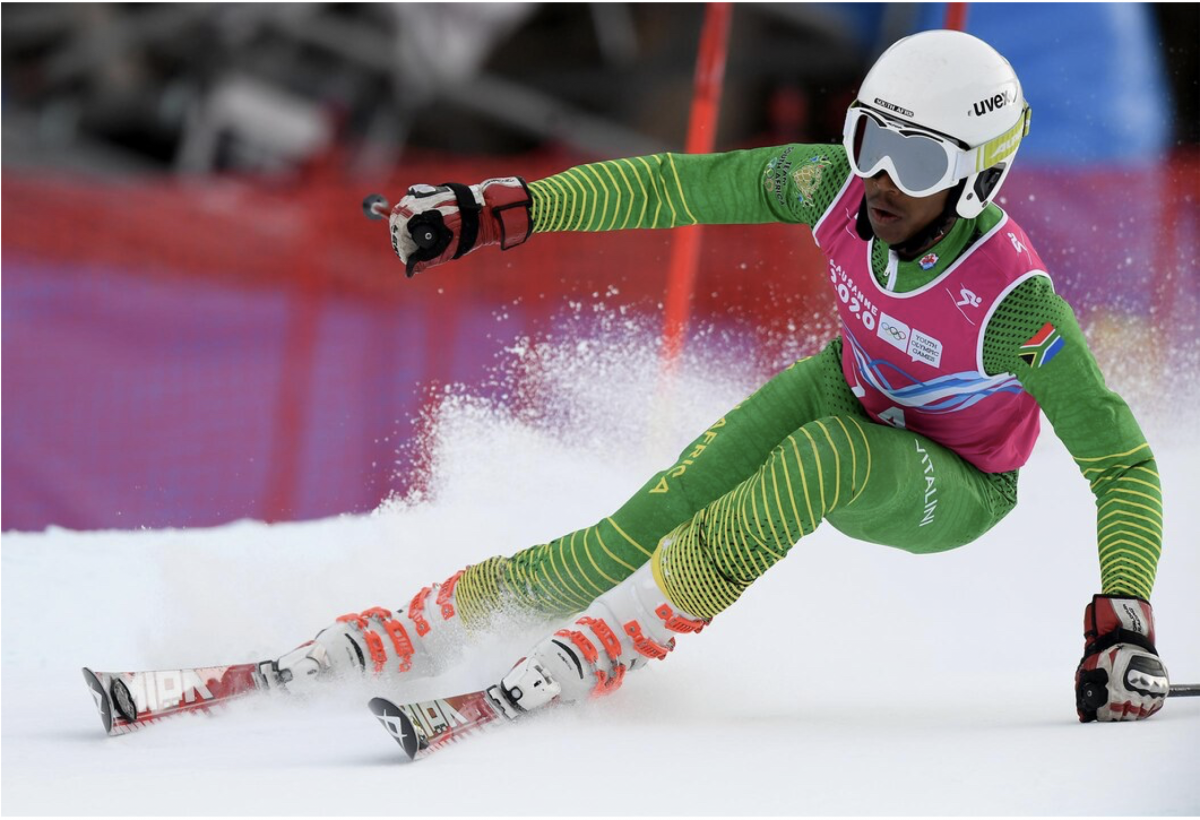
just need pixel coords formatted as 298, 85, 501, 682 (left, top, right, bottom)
1170, 683, 1200, 697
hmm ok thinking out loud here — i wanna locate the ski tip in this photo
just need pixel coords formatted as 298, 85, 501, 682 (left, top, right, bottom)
368, 697, 421, 761
82, 667, 113, 735
83, 667, 139, 735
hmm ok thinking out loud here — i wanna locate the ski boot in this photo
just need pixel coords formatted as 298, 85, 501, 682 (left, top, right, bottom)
258, 570, 471, 692
498, 563, 708, 711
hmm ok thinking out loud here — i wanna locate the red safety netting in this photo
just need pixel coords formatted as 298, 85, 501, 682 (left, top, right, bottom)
2, 151, 829, 531
5, 150, 1197, 531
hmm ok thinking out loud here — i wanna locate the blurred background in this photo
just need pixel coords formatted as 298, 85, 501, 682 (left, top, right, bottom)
3, 2, 1198, 532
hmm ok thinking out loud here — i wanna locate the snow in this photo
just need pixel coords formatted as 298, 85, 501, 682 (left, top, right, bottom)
3, 326, 1199, 816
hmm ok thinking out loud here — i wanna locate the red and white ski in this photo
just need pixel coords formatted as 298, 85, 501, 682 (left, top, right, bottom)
368, 686, 523, 761
82, 664, 267, 736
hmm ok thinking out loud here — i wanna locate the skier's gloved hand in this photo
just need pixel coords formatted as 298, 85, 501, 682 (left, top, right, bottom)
388, 177, 532, 278
1074, 594, 1169, 722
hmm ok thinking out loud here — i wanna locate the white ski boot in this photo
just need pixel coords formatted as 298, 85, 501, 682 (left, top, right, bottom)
498, 563, 708, 711
259, 570, 471, 693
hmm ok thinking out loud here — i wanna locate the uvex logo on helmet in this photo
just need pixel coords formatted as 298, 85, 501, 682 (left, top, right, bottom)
970, 89, 1017, 117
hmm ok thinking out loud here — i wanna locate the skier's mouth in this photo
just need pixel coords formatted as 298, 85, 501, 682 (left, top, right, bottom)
869, 203, 903, 224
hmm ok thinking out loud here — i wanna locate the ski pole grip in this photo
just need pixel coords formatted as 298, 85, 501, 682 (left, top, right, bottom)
362, 193, 390, 221
363, 192, 442, 252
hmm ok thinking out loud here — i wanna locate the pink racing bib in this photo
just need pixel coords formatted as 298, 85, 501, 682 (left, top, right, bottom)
813, 176, 1048, 472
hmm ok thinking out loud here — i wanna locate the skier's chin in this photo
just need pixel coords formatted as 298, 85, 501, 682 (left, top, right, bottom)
868, 212, 917, 246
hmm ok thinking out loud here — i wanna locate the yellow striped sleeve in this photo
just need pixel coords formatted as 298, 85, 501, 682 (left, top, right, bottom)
1073, 450, 1164, 600
596, 162, 626, 231
620, 158, 651, 227
530, 153, 684, 233
560, 168, 593, 232
581, 165, 611, 230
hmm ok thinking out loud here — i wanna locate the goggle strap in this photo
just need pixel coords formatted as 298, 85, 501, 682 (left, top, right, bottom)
973, 105, 1032, 173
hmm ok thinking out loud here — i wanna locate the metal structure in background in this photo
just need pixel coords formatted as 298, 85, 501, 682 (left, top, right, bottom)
1, 3, 889, 176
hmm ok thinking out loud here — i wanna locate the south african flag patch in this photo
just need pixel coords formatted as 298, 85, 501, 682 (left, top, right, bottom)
1019, 322, 1065, 368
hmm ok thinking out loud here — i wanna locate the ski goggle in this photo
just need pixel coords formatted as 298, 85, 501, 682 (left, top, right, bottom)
842, 104, 1031, 197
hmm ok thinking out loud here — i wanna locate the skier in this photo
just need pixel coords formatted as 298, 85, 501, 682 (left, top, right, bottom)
268, 30, 1169, 723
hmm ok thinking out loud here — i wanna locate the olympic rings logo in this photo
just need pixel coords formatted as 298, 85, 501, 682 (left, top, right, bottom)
882, 322, 907, 341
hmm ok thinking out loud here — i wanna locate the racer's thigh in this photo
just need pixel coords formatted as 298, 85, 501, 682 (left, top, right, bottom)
825, 420, 1018, 553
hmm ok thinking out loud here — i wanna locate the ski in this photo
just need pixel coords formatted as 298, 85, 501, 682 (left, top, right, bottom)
368, 685, 522, 762
82, 663, 267, 736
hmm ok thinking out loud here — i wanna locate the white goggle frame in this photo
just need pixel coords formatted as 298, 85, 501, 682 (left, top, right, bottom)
842, 104, 1031, 198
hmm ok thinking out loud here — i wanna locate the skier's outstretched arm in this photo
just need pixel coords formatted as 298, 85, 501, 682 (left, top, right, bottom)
523, 146, 849, 231
387, 146, 853, 276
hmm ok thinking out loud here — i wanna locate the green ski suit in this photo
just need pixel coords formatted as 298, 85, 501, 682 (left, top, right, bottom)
451, 145, 1163, 626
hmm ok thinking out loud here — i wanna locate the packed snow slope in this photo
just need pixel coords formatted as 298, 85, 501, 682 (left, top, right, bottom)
4, 322, 1199, 816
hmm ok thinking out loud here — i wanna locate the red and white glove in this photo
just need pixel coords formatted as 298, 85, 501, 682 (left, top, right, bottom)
388, 177, 532, 277
1074, 594, 1169, 722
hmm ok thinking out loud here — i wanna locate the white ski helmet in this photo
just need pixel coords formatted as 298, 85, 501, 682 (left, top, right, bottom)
846, 29, 1031, 219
